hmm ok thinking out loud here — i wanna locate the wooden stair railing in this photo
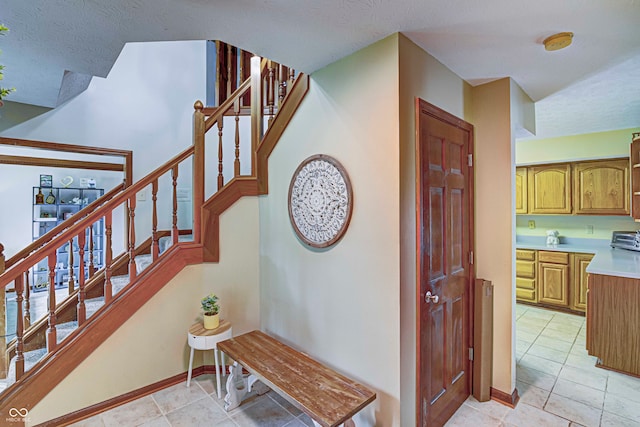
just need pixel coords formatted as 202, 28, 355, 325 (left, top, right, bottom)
0, 45, 309, 417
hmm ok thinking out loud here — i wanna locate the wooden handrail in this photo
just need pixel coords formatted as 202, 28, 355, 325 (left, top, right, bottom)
204, 58, 268, 133
5, 184, 125, 270
0, 146, 195, 289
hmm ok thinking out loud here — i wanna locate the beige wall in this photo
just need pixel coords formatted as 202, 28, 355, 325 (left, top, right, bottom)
397, 34, 470, 426
259, 35, 401, 426
470, 78, 526, 395
28, 197, 260, 425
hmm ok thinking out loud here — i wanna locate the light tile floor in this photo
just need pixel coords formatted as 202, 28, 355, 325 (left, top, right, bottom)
58, 304, 640, 426
445, 303, 640, 427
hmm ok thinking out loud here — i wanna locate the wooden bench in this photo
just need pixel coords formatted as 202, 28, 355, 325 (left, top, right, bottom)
217, 330, 376, 427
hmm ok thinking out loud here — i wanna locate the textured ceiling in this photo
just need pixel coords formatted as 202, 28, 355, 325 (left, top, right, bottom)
2, 0, 640, 139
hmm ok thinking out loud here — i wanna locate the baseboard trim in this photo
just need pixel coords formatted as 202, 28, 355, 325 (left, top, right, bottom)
490, 386, 519, 408
35, 365, 222, 427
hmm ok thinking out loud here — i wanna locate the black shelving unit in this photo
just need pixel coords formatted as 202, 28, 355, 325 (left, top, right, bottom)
31, 186, 105, 292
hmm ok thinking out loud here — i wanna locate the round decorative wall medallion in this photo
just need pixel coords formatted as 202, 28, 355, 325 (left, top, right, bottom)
288, 154, 353, 248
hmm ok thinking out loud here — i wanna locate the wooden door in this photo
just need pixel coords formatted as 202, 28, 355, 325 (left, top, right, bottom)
527, 164, 572, 214
573, 159, 629, 215
416, 99, 474, 427
515, 167, 528, 214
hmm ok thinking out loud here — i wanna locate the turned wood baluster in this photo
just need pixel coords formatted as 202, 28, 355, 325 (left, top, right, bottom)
152, 179, 159, 261
47, 250, 57, 352
172, 166, 179, 245
104, 213, 113, 303
289, 68, 296, 87
267, 62, 276, 125
67, 238, 75, 294
234, 100, 241, 177
278, 65, 287, 106
88, 228, 95, 277
24, 272, 31, 328
128, 196, 137, 282
217, 120, 224, 190
14, 273, 25, 381
77, 230, 86, 325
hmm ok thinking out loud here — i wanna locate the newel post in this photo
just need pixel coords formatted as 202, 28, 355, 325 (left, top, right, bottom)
250, 56, 263, 176
193, 100, 205, 245
0, 243, 6, 379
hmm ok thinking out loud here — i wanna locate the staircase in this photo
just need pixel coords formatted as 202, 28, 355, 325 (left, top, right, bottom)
0, 43, 309, 417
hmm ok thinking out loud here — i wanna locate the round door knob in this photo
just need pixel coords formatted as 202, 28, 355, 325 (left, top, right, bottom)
425, 291, 439, 304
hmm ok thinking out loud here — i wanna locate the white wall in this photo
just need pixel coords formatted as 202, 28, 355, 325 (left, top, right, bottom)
259, 36, 401, 426
0, 41, 207, 257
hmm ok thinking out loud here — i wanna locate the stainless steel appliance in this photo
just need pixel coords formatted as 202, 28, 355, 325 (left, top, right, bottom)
610, 231, 640, 251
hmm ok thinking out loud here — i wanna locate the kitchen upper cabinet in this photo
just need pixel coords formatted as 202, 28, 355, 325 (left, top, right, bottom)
573, 159, 629, 215
631, 132, 640, 221
570, 253, 593, 312
515, 167, 528, 214
528, 164, 572, 214
538, 251, 570, 307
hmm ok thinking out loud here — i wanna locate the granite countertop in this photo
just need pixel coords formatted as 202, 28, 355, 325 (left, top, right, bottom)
516, 235, 640, 280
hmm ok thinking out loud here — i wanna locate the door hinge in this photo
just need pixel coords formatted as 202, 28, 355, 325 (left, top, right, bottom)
469, 251, 474, 265
468, 154, 473, 167
469, 347, 474, 361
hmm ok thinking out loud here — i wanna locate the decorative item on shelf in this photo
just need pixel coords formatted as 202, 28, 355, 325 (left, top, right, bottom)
35, 188, 44, 205
87, 178, 96, 188
201, 293, 220, 330
45, 189, 56, 204
288, 154, 353, 248
60, 176, 74, 188
40, 174, 52, 188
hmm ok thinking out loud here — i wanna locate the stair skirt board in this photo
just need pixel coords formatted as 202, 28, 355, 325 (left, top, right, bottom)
32, 365, 226, 427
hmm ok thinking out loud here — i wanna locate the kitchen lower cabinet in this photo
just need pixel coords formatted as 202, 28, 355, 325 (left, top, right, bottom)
515, 249, 537, 303
587, 273, 640, 376
538, 251, 570, 307
516, 249, 593, 314
570, 253, 594, 312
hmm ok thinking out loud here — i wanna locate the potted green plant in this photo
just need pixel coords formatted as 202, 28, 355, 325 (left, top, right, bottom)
201, 293, 220, 329
0, 23, 16, 107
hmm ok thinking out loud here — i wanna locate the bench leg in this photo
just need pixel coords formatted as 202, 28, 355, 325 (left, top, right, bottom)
224, 361, 246, 411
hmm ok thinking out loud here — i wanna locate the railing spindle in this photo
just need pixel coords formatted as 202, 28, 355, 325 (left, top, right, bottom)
24, 271, 31, 329
152, 180, 159, 261
47, 250, 57, 352
128, 196, 137, 282
267, 61, 276, 126
278, 65, 287, 106
67, 238, 75, 294
104, 213, 113, 303
15, 273, 25, 381
234, 100, 240, 176
88, 229, 95, 276
77, 229, 86, 325
172, 166, 179, 245
217, 120, 224, 190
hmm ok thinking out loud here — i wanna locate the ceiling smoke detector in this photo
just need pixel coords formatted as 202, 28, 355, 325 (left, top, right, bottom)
543, 32, 574, 51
